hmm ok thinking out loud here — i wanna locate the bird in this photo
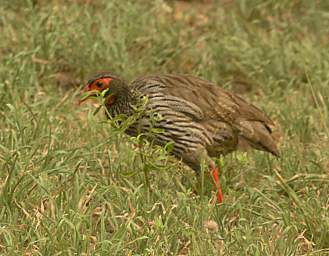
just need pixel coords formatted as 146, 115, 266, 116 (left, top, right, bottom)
80, 73, 280, 204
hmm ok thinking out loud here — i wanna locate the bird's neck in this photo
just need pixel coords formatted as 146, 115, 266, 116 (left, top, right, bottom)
104, 87, 138, 117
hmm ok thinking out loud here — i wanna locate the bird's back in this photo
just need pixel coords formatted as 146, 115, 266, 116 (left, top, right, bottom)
130, 74, 280, 157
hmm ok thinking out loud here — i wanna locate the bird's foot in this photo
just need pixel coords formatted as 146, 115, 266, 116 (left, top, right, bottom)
210, 160, 223, 204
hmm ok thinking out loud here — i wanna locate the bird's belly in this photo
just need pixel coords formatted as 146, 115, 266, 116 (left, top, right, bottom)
124, 113, 208, 157
124, 112, 239, 159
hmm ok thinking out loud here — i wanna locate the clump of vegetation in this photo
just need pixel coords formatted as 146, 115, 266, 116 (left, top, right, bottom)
0, 0, 328, 255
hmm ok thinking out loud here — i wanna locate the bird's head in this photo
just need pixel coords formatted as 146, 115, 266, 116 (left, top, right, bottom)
80, 73, 128, 107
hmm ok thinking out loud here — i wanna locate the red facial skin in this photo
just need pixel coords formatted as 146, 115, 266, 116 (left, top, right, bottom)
80, 77, 113, 104
86, 77, 113, 92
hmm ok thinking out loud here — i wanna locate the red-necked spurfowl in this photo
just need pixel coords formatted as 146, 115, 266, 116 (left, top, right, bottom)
81, 73, 280, 204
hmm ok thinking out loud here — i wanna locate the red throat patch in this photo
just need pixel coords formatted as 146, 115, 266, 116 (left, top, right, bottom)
106, 94, 115, 106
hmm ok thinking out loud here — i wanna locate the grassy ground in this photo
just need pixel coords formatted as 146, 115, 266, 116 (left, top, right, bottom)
1, 0, 329, 255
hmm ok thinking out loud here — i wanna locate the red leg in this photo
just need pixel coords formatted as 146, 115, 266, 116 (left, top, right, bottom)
210, 161, 223, 204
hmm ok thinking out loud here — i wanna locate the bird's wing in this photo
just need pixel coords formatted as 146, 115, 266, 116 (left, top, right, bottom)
133, 74, 269, 121
132, 74, 280, 156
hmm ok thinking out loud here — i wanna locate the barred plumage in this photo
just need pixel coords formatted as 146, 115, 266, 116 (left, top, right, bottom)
82, 73, 280, 203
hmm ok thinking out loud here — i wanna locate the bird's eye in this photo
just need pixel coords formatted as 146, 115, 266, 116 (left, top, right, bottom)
96, 81, 103, 88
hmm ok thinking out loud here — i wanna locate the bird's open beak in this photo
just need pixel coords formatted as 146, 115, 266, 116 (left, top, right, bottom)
79, 90, 101, 105
79, 87, 111, 105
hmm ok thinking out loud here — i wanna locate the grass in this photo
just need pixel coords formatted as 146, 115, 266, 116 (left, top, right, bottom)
0, 0, 329, 255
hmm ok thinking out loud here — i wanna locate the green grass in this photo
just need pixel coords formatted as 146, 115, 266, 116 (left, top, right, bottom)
1, 0, 329, 255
